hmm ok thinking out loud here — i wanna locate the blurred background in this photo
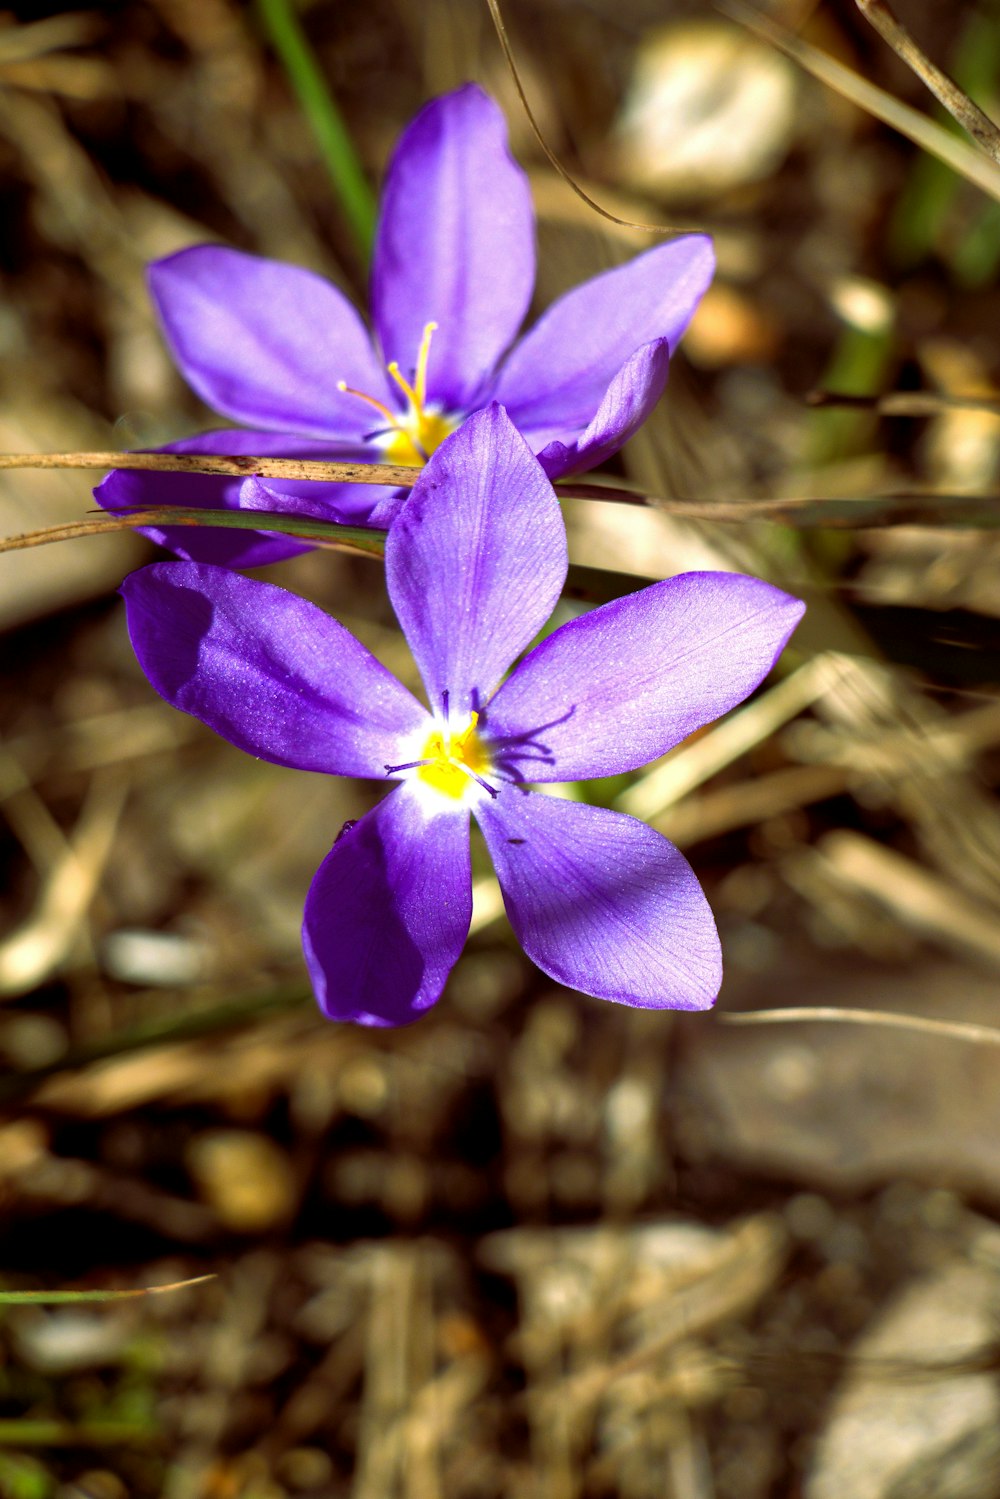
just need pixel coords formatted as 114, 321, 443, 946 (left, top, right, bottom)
3, 0, 1000, 1494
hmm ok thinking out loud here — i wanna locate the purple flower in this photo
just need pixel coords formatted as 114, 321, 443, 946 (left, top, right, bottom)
98, 84, 714, 568
120, 406, 804, 1024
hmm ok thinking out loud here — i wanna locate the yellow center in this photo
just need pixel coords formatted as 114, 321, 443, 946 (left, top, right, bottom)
416, 713, 492, 800
337, 321, 457, 467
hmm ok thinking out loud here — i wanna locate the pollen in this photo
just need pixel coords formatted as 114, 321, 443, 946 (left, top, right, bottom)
337, 321, 457, 467
417, 712, 492, 800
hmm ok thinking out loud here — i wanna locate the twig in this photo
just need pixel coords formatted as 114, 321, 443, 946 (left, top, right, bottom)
856, 0, 1000, 165
0, 450, 419, 485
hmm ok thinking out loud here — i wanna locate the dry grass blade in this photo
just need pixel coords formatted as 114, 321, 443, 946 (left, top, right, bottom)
856, 0, 1000, 164
0, 768, 127, 996
0, 515, 167, 553
571, 487, 1000, 527
817, 830, 1000, 968
483, 0, 688, 234
0, 11, 102, 66
808, 391, 1000, 415
659, 762, 848, 847
570, 1215, 786, 1401
618, 657, 836, 821
0, 510, 387, 558
723, 0, 1000, 202
723, 1008, 1000, 1046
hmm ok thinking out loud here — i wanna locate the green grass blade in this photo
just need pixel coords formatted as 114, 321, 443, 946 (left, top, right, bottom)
0, 1420, 154, 1447
0, 1275, 215, 1305
255, 0, 377, 263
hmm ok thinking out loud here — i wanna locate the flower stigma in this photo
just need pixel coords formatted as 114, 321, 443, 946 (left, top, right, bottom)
337, 321, 457, 466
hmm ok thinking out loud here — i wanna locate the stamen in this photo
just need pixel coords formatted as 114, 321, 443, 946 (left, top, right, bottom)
384, 758, 433, 774
336, 381, 401, 429
337, 324, 451, 468
386, 320, 439, 414
386, 361, 419, 411
414, 320, 438, 407
456, 711, 480, 752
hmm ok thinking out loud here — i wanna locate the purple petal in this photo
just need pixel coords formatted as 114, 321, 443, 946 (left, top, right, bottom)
477, 791, 720, 1010
535, 339, 671, 479
149, 246, 390, 439
386, 405, 567, 718
96, 429, 377, 567
363, 483, 413, 530
303, 789, 471, 1025
121, 562, 429, 775
372, 86, 534, 412
244, 473, 396, 530
493, 235, 714, 439
485, 573, 805, 782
